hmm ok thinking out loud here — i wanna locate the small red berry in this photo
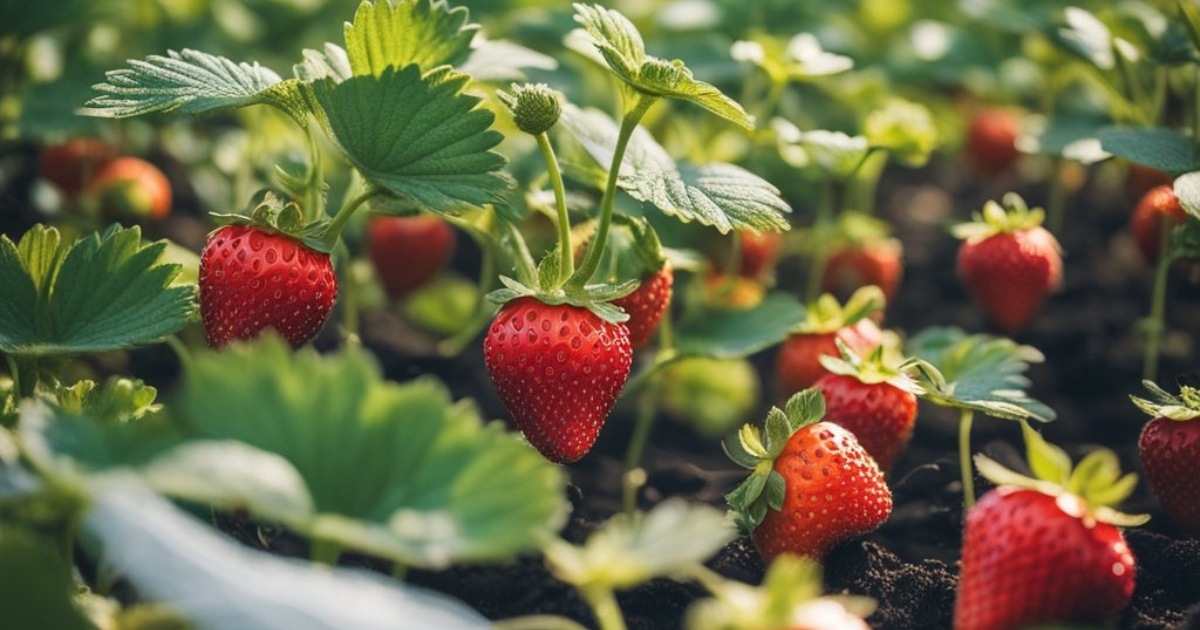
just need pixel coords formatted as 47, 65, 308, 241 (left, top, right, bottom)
366, 215, 456, 299
1129, 185, 1188, 263
612, 262, 673, 349
966, 108, 1021, 175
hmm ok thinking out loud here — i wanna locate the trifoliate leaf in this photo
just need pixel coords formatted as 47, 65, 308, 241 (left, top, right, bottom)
1175, 170, 1200, 219
0, 225, 196, 357
907, 326, 1055, 422
545, 499, 734, 590
165, 336, 567, 568
305, 66, 510, 214
1098, 127, 1199, 175
675, 292, 805, 359
343, 0, 477, 77
572, 3, 753, 129
560, 105, 790, 233
82, 481, 495, 630
82, 49, 306, 124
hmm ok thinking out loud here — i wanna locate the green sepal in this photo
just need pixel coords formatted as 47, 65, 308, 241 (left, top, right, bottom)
49, 378, 161, 425
208, 191, 334, 254
819, 338, 923, 394
1131, 379, 1200, 421
952, 193, 1049, 242
788, 285, 884, 335
497, 83, 563, 136
484, 275, 637, 324
571, 4, 753, 130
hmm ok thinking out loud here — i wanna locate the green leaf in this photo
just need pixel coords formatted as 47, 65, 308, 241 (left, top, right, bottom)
571, 3, 752, 129
1175, 170, 1200, 219
1098, 127, 1199, 176
83, 481, 495, 630
459, 39, 558, 82
51, 377, 161, 424
783, 388, 826, 432
545, 499, 734, 590
1018, 117, 1111, 164
82, 49, 306, 124
675, 293, 805, 359
164, 336, 567, 568
0, 526, 98, 630
0, 225, 196, 357
1057, 7, 1114, 69
561, 105, 790, 234
863, 99, 938, 168
798, 130, 871, 179
1182, 0, 1200, 53
343, 0, 477, 77
0, 0, 86, 36
1019, 421, 1072, 486
906, 326, 1055, 422
305, 66, 510, 214
295, 44, 353, 83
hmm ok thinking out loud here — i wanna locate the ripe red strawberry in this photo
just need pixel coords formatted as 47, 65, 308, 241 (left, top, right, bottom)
199, 224, 337, 348
366, 214, 456, 299
38, 138, 114, 197
1132, 381, 1200, 532
814, 362, 919, 473
955, 195, 1061, 333
612, 261, 672, 349
775, 286, 886, 398
821, 239, 903, 303
738, 229, 783, 281
955, 422, 1145, 630
1129, 185, 1188, 263
965, 108, 1021, 175
726, 389, 892, 562
88, 157, 173, 221
483, 296, 632, 463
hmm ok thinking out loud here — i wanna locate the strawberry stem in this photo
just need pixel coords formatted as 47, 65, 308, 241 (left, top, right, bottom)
309, 539, 343, 566
959, 408, 977, 508
1142, 217, 1174, 382
622, 389, 657, 514
319, 187, 382, 250
805, 179, 839, 302
570, 94, 657, 288
581, 586, 628, 630
5, 355, 35, 406
536, 131, 574, 287
436, 218, 497, 357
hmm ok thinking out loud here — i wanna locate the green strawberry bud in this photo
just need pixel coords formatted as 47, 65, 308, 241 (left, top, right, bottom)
501, 83, 562, 136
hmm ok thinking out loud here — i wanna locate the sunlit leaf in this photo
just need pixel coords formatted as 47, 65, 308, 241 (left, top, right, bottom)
1057, 7, 1114, 69
459, 39, 558, 82
343, 0, 477, 77
675, 293, 805, 359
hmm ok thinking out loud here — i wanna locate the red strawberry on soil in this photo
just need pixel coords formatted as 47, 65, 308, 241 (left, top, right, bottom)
1132, 380, 1200, 532
88, 156, 173, 222
726, 388, 892, 562
955, 194, 1061, 333
367, 214, 457, 300
1130, 184, 1188, 263
814, 345, 920, 473
38, 137, 115, 198
612, 261, 672, 349
483, 296, 633, 463
199, 206, 337, 348
955, 422, 1146, 630
776, 286, 886, 397
965, 107, 1021, 175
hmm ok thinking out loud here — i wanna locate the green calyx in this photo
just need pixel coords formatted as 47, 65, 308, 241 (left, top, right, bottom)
952, 192, 1047, 242
723, 388, 826, 533
790, 285, 884, 335
209, 191, 335, 254
973, 420, 1149, 527
1131, 379, 1200, 421
485, 274, 638, 325
498, 83, 562, 136
818, 338, 922, 393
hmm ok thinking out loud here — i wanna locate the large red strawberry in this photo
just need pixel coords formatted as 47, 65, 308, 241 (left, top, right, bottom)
965, 108, 1021, 175
87, 157, 173, 222
612, 261, 672, 349
1130, 184, 1188, 263
775, 286, 885, 398
726, 388, 892, 562
366, 214, 456, 299
483, 296, 632, 463
955, 194, 1061, 333
199, 222, 337, 348
814, 346, 920, 473
1131, 381, 1200, 532
955, 422, 1146, 630
38, 138, 115, 198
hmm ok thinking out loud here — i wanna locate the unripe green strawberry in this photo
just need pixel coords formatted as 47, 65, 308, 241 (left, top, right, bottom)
483, 297, 632, 463
612, 262, 672, 349
726, 389, 892, 563
1129, 185, 1188, 263
199, 224, 337, 348
88, 157, 173, 222
366, 214, 456, 299
955, 195, 1061, 333
814, 372, 917, 473
1132, 381, 1200, 532
657, 356, 759, 437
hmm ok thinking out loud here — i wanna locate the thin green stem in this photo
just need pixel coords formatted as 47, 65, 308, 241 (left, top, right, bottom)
581, 587, 628, 630
959, 408, 977, 509
1143, 220, 1174, 383
309, 539, 343, 566
319, 187, 380, 248
336, 240, 360, 347
853, 151, 887, 217
804, 179, 839, 302
622, 388, 658, 514
391, 562, 408, 581
6, 355, 36, 402
163, 335, 193, 374
727, 230, 744, 276
303, 123, 325, 222
493, 615, 592, 630
436, 220, 498, 356
571, 95, 657, 288
537, 132, 574, 287
1046, 158, 1068, 235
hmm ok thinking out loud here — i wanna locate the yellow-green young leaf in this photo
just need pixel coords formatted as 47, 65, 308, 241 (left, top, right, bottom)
81, 49, 306, 124
51, 377, 161, 425
1020, 421, 1072, 485
343, 0, 477, 77
864, 99, 938, 167
560, 105, 790, 233
0, 225, 196, 357
305, 66, 510, 214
